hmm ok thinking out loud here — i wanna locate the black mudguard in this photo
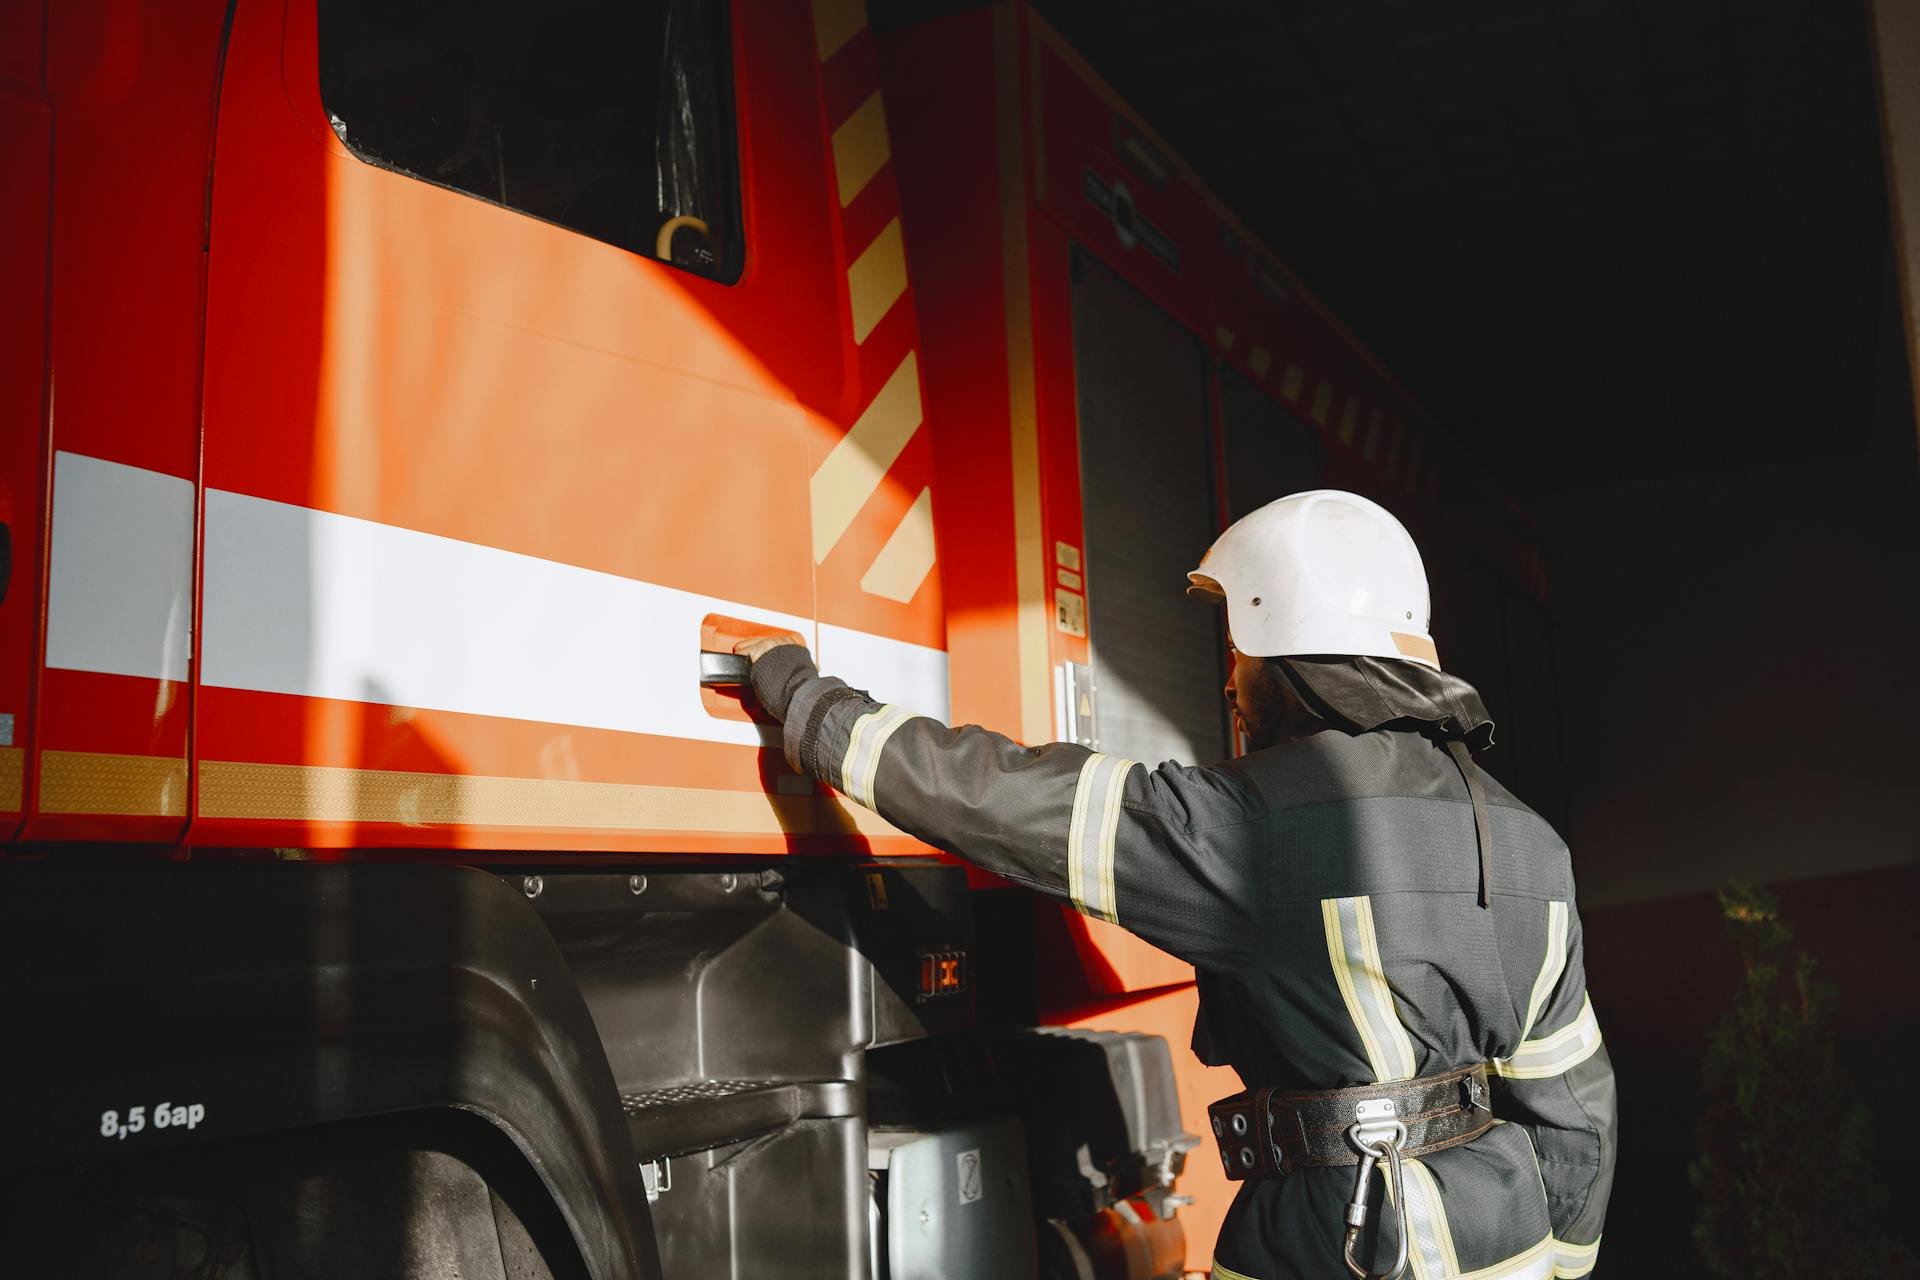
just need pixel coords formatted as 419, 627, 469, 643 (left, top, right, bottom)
0, 861, 659, 1280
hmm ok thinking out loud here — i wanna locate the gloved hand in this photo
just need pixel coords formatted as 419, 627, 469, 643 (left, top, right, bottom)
732, 632, 809, 664
732, 632, 814, 722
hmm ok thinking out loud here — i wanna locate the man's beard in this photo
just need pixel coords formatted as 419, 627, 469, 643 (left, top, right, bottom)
1238, 657, 1333, 750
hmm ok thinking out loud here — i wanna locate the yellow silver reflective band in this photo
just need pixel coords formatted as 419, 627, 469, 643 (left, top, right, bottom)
1322, 895, 1420, 1081
838, 704, 916, 810
1521, 901, 1570, 1041
1457, 1235, 1553, 1279
1066, 753, 1136, 923
1550, 1235, 1600, 1278
1494, 995, 1603, 1081
1399, 1158, 1461, 1279
1210, 1261, 1261, 1280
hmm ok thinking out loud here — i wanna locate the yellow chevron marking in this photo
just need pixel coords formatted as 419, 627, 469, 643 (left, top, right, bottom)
1310, 382, 1334, 426
811, 351, 923, 563
833, 92, 892, 208
848, 218, 909, 344
40, 750, 187, 817
1338, 396, 1360, 443
1364, 413, 1384, 462
1248, 346, 1273, 377
1215, 325, 1235, 349
1282, 364, 1306, 400
812, 0, 867, 61
860, 486, 938, 603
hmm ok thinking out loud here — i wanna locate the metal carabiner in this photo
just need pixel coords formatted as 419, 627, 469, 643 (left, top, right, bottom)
1342, 1100, 1411, 1280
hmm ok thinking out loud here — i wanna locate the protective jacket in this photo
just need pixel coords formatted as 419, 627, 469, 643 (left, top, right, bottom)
750, 646, 1616, 1280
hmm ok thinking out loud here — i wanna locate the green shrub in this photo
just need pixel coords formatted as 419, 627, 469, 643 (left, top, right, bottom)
1690, 881, 1914, 1277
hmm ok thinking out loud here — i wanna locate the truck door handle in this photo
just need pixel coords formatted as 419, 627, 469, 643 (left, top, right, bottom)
699, 651, 752, 687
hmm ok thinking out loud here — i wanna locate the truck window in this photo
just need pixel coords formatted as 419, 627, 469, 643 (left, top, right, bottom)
317, 0, 742, 282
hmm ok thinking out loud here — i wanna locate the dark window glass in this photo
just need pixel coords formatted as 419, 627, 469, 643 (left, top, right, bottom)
318, 0, 741, 281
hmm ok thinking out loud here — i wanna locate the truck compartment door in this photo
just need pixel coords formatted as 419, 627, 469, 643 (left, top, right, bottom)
1070, 252, 1230, 768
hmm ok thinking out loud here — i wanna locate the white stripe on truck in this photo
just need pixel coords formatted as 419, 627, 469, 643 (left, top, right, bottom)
46, 453, 950, 748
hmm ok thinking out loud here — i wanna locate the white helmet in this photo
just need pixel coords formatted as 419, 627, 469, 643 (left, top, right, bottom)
1187, 490, 1440, 669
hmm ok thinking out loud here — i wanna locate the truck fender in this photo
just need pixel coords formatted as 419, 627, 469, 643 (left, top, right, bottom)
0, 861, 659, 1280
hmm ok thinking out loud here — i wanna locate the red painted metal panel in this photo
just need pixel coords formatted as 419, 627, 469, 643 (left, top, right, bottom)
0, 66, 51, 841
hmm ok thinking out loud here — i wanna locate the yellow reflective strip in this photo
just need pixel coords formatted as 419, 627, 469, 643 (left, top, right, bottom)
1248, 346, 1272, 377
859, 486, 937, 603
0, 745, 23, 811
839, 707, 883, 802
198, 761, 816, 833
1456, 1235, 1553, 1280
1323, 897, 1394, 1082
1521, 902, 1570, 1041
1550, 1235, 1600, 1278
811, 0, 866, 61
810, 351, 923, 563
1404, 1159, 1461, 1277
1281, 364, 1306, 400
1066, 753, 1103, 916
831, 91, 891, 207
848, 218, 909, 344
1095, 759, 1137, 925
40, 749, 187, 817
1494, 995, 1603, 1080
855, 706, 915, 811
1211, 1261, 1261, 1280
1356, 896, 1420, 1080
993, 6, 1050, 746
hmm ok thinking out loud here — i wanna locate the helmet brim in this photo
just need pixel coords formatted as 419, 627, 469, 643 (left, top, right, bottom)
1185, 571, 1225, 603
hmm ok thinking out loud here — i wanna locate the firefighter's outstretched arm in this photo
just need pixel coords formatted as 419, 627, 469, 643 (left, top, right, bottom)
746, 642, 1265, 972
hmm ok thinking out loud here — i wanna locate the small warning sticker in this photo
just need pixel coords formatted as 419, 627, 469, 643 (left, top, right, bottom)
956, 1148, 983, 1204
1055, 589, 1086, 637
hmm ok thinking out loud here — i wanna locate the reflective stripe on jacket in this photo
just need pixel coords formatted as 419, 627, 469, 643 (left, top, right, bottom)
753, 647, 1616, 1280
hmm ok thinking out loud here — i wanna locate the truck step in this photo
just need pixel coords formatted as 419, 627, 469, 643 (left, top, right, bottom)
621, 1078, 858, 1159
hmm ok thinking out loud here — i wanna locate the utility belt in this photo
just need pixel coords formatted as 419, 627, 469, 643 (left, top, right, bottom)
1208, 1063, 1497, 1280
1208, 1061, 1494, 1180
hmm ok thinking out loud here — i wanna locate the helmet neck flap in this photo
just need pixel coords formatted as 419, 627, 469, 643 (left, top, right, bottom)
1273, 655, 1495, 752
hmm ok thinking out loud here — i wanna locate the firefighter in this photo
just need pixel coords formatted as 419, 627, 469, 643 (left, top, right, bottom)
736, 490, 1615, 1280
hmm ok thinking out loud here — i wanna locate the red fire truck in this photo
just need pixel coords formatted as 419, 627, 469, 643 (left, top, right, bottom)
0, 2, 1558, 1276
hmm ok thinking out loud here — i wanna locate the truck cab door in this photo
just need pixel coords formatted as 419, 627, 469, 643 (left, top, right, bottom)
190, 0, 856, 852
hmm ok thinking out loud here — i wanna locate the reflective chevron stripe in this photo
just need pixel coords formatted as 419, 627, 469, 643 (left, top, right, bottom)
1323, 895, 1420, 1081
1210, 1261, 1260, 1280
1066, 753, 1137, 924
1521, 900, 1570, 1041
1550, 1236, 1600, 1278
838, 704, 916, 810
1494, 995, 1603, 1081
1400, 1158, 1461, 1279
1459, 1236, 1553, 1279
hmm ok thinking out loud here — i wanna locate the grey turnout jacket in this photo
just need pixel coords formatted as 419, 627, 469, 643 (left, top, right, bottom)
751, 647, 1615, 1280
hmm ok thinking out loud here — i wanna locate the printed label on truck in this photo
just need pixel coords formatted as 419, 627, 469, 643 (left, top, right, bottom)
100, 1101, 206, 1141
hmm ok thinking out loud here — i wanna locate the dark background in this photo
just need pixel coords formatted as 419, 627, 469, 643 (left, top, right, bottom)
1029, 0, 1919, 1270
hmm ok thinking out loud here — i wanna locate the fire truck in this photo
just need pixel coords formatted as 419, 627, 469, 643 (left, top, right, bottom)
0, 1, 1558, 1276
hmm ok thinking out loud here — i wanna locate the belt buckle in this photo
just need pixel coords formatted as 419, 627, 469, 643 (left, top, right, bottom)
1461, 1070, 1490, 1115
